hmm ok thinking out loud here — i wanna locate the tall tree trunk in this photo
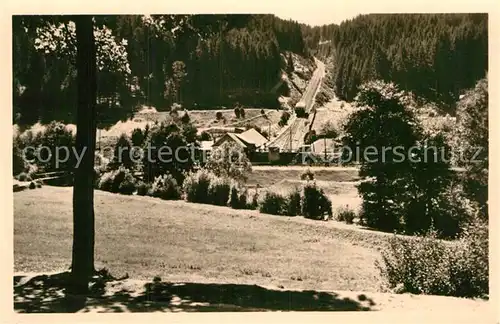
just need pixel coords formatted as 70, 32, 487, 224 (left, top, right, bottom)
70, 15, 97, 294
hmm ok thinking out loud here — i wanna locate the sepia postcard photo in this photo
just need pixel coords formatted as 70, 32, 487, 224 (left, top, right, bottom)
2, 0, 498, 323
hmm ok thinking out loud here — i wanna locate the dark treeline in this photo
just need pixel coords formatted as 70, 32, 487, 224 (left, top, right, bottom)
13, 14, 310, 127
303, 14, 488, 110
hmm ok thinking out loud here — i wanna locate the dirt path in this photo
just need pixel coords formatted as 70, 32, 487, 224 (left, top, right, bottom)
13, 272, 491, 315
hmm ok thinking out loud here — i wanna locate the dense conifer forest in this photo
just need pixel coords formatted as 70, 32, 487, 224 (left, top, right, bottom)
303, 14, 488, 110
13, 14, 308, 126
13, 13, 487, 126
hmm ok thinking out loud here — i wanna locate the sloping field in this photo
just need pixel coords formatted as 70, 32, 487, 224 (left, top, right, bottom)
13, 187, 490, 315
14, 186, 381, 293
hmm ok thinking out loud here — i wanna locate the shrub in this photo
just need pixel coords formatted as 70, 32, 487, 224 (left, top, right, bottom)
36, 121, 75, 172
118, 172, 137, 195
320, 121, 338, 139
29, 181, 36, 189
142, 122, 194, 183
199, 131, 212, 141
300, 169, 315, 181
131, 126, 148, 147
98, 167, 137, 194
259, 191, 287, 216
110, 133, 135, 170
248, 190, 259, 210
377, 221, 488, 298
180, 112, 191, 124
229, 186, 240, 209
295, 106, 306, 118
378, 230, 453, 296
215, 111, 223, 120
170, 103, 181, 117
150, 174, 182, 200
279, 111, 291, 126
136, 181, 151, 196
336, 205, 356, 224
208, 176, 231, 206
286, 187, 302, 216
234, 108, 241, 119
315, 90, 331, 106
13, 137, 26, 176
93, 167, 103, 189
260, 109, 265, 115
98, 170, 115, 192
183, 169, 214, 204
16, 172, 32, 182
301, 182, 332, 220
35, 180, 43, 188
109, 167, 131, 193
206, 142, 252, 182
448, 220, 488, 298
229, 182, 248, 209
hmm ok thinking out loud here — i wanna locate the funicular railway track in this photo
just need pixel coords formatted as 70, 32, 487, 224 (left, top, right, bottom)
268, 58, 325, 152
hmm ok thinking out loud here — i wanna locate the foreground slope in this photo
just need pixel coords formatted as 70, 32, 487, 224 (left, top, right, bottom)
14, 187, 490, 315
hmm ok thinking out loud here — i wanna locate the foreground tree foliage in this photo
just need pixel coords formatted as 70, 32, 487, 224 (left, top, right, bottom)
13, 16, 133, 126
13, 14, 311, 127
343, 81, 422, 232
342, 81, 469, 237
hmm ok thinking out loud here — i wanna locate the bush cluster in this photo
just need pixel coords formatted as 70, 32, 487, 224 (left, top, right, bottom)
136, 181, 151, 196
377, 220, 488, 298
183, 169, 253, 209
208, 176, 232, 206
229, 182, 249, 209
150, 174, 182, 200
335, 205, 356, 224
183, 169, 214, 204
278, 111, 291, 127
315, 90, 332, 106
258, 182, 332, 219
301, 182, 332, 220
13, 137, 27, 176
258, 191, 288, 215
13, 122, 75, 176
286, 187, 302, 216
98, 167, 137, 195
295, 106, 307, 118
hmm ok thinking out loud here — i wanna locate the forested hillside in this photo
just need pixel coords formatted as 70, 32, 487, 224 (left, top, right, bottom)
13, 13, 488, 127
303, 14, 488, 111
13, 14, 310, 126
301, 23, 337, 59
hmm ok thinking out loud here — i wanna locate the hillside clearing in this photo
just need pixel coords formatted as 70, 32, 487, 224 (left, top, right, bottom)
14, 187, 490, 314
14, 186, 383, 292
